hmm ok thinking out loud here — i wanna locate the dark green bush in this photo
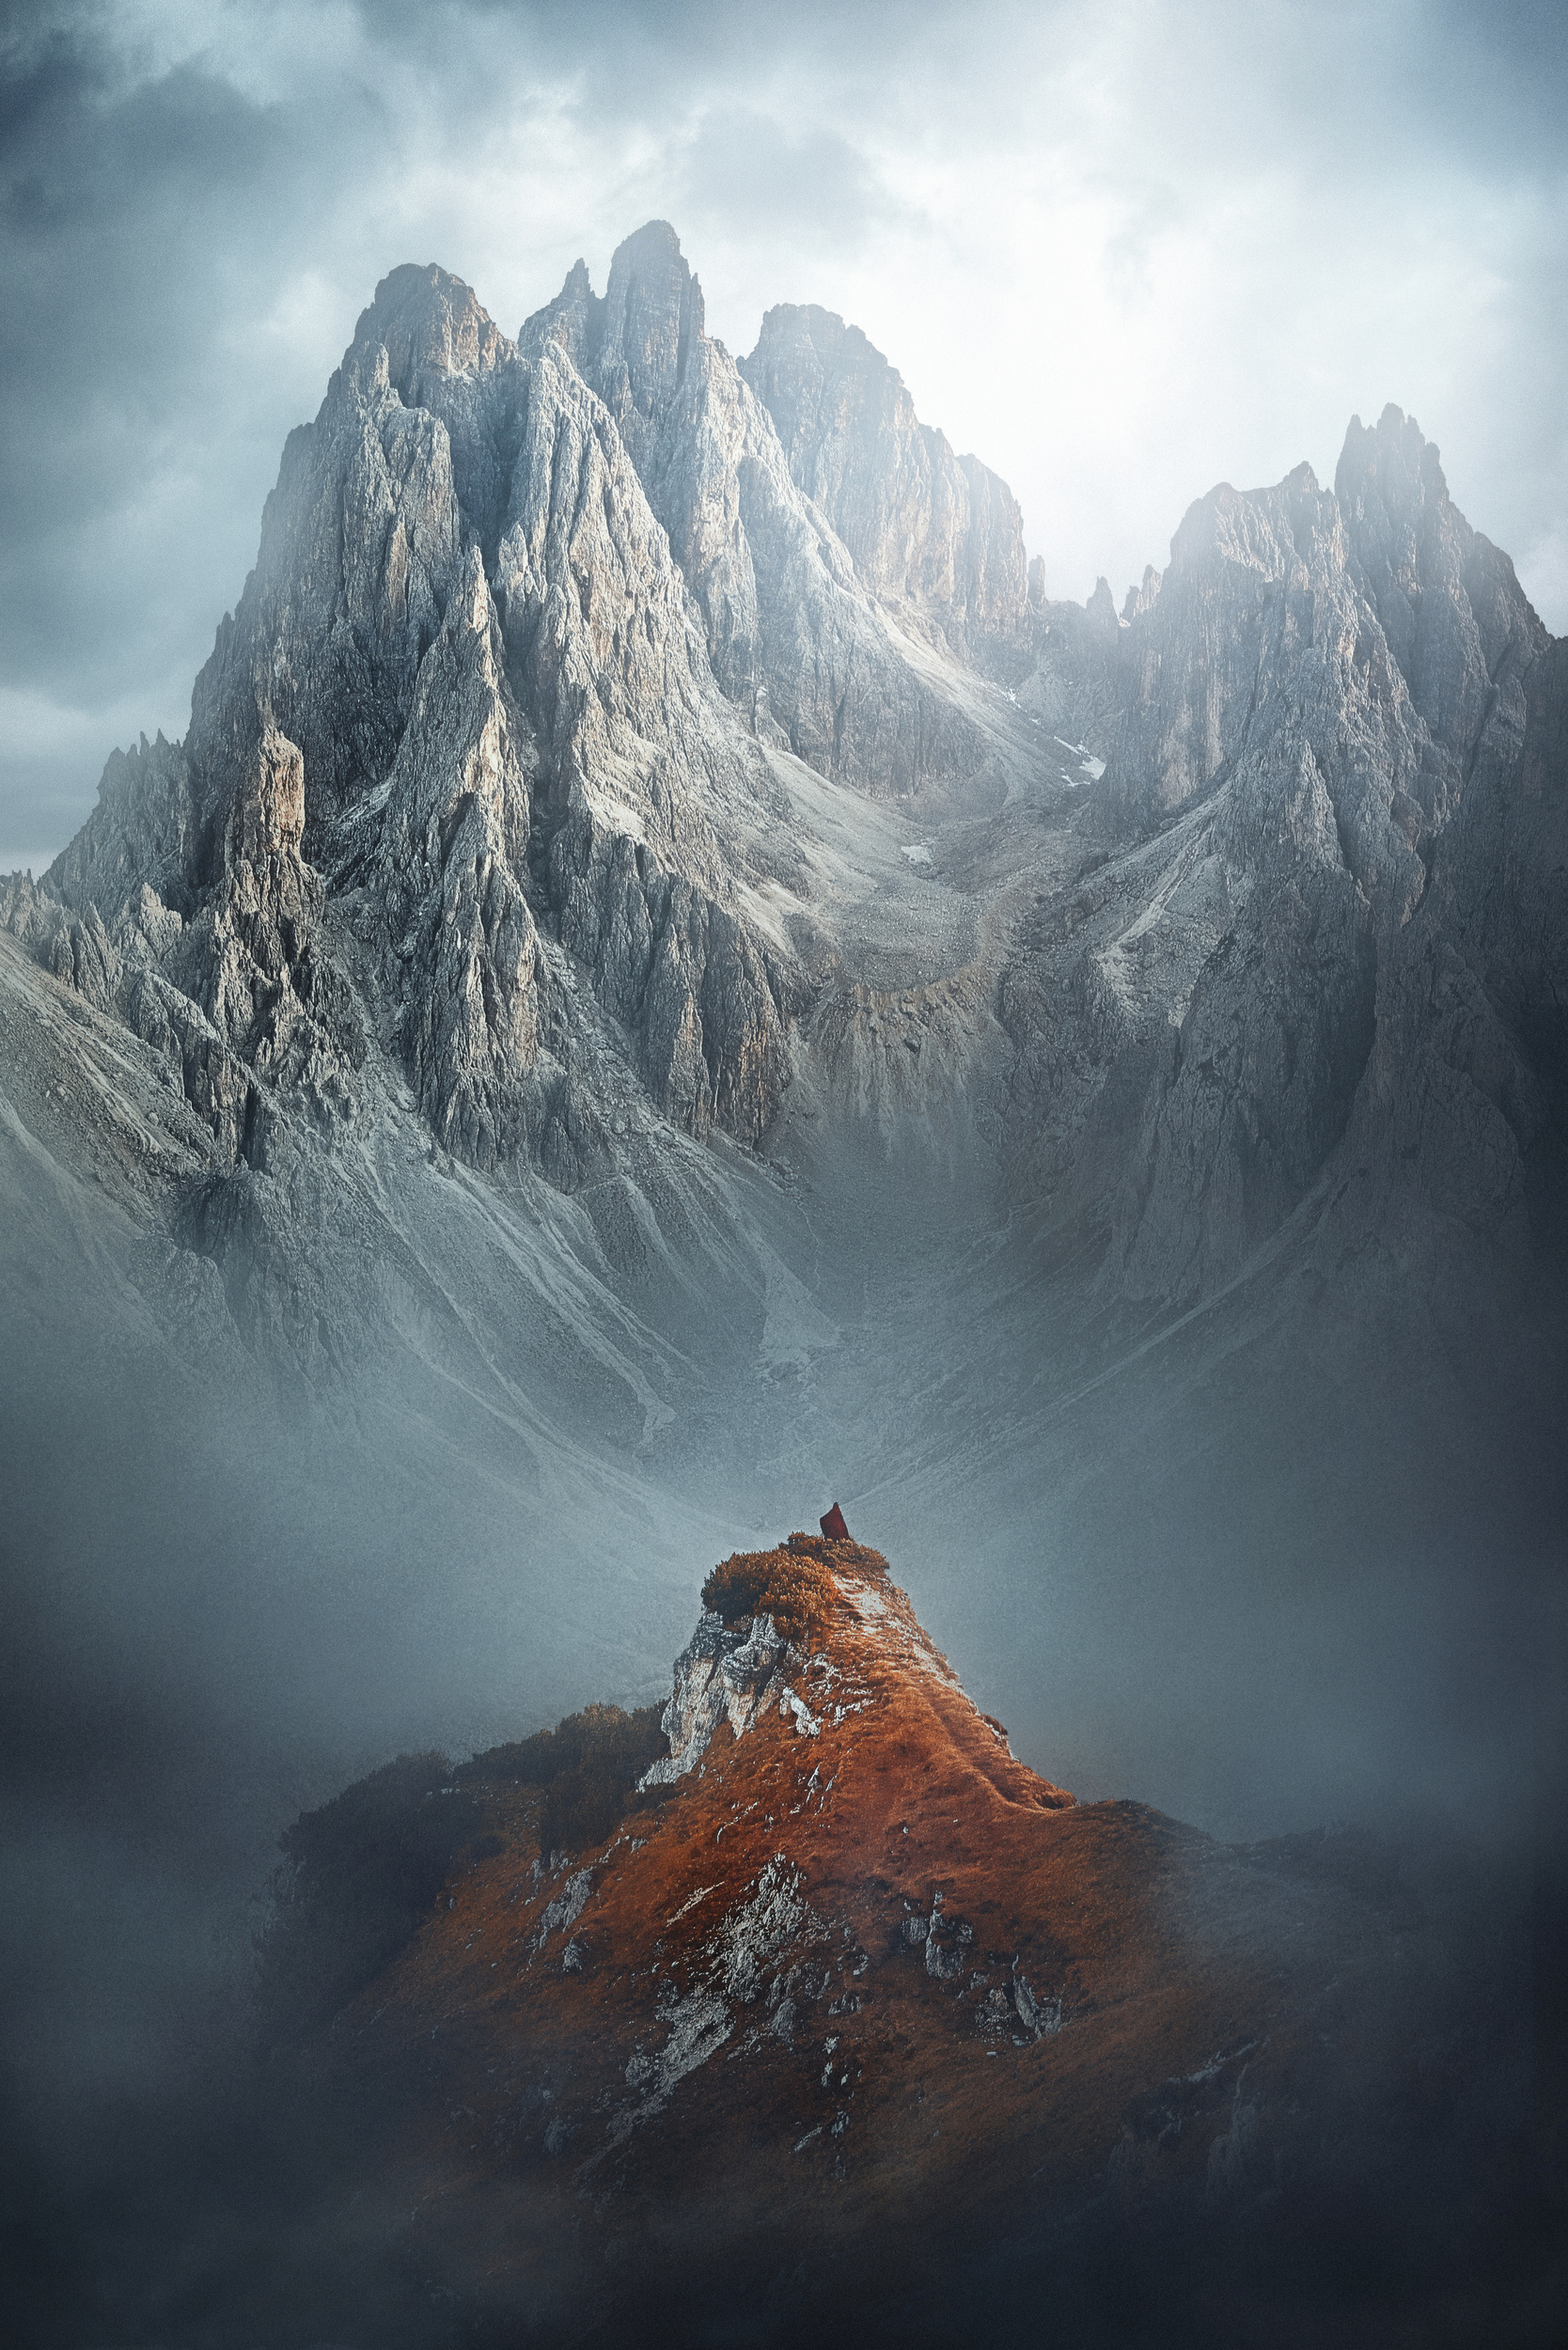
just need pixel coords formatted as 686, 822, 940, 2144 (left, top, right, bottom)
255, 1750, 480, 2045
460, 1700, 666, 1858
255, 1700, 669, 2048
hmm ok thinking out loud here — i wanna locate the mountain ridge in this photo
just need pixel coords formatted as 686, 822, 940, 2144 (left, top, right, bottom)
3, 220, 1565, 1812
251, 1530, 1525, 2346
8, 226, 1563, 1344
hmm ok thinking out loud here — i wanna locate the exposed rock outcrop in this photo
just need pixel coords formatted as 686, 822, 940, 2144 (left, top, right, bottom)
524, 221, 994, 793
640, 1607, 792, 1783
999, 410, 1566, 1305
33, 251, 803, 1183
740, 301, 1028, 649
367, 549, 542, 1167
8, 233, 1565, 1343
2, 867, 258, 1163
48, 731, 200, 917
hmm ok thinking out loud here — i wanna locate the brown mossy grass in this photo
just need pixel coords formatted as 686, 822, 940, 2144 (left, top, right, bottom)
257, 1541, 896, 2051
703, 1530, 888, 1650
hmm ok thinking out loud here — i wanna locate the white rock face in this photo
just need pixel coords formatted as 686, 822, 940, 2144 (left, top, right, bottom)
999, 408, 1566, 1306
640, 1609, 791, 1786
712, 1856, 808, 2003
741, 300, 1028, 650
524, 221, 994, 797
608, 1855, 809, 2153
620, 1989, 731, 2109
366, 547, 542, 1167
776, 1684, 823, 1738
23, 254, 808, 1187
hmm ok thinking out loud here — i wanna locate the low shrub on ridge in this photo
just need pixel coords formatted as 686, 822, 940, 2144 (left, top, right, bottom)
702, 1534, 847, 1647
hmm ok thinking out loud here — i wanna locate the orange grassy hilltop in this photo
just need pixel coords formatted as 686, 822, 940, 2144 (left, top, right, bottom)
262, 1534, 1473, 2342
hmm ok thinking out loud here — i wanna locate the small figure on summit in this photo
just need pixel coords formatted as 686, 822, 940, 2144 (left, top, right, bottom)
820, 1502, 850, 1542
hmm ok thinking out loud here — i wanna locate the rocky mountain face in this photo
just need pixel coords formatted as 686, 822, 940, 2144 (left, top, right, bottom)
4, 207, 1563, 1413
999, 407, 1566, 1306
739, 299, 1028, 650
0, 223, 1563, 1465
0, 219, 1562, 1444
21, 251, 810, 1180
7, 225, 1566, 2350
522, 221, 1003, 792
254, 1531, 1520, 2345
7, 224, 1074, 1225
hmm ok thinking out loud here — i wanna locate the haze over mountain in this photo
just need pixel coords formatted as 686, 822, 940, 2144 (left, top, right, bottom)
3, 218, 1565, 2343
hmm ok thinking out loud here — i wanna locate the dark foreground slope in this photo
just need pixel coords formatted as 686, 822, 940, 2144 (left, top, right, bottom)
243, 1538, 1562, 2349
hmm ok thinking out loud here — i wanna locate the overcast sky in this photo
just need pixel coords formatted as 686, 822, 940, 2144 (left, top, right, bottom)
3, 0, 1566, 870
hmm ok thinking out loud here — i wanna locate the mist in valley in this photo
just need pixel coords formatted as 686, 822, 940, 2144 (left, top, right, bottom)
6, 1062, 1563, 2341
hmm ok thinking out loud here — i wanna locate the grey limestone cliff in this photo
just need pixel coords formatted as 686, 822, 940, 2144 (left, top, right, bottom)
740, 301, 1028, 652
25, 254, 808, 1189
524, 221, 994, 795
6, 231, 1565, 1372
997, 406, 1566, 1308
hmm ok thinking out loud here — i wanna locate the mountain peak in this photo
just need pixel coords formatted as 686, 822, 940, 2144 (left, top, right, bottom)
608, 215, 688, 272
1330, 398, 1547, 745
639, 1530, 1077, 1808
354, 261, 509, 398
1335, 399, 1450, 518
600, 216, 706, 406
748, 301, 908, 421
1086, 573, 1120, 632
744, 298, 918, 486
741, 293, 1028, 632
521, 252, 605, 371
525, 221, 707, 413
252, 1531, 1483, 2339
